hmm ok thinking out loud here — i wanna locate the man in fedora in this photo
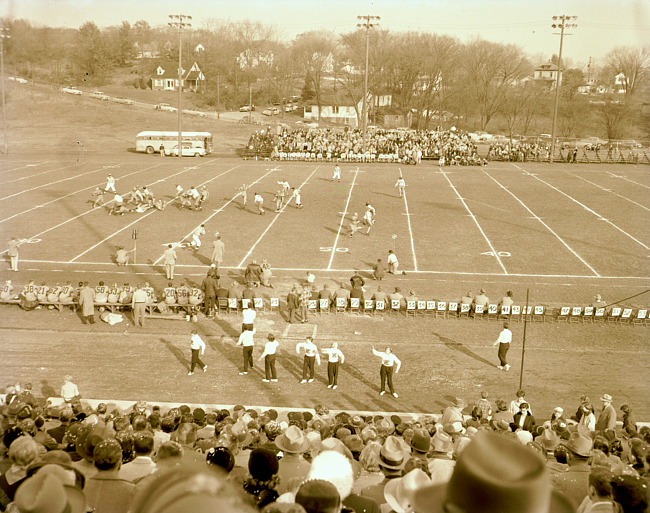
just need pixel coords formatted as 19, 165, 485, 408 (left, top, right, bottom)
409, 428, 431, 463
441, 397, 466, 426
412, 431, 575, 513
275, 425, 312, 493
595, 394, 617, 432
384, 468, 431, 513
360, 435, 407, 507
549, 424, 593, 508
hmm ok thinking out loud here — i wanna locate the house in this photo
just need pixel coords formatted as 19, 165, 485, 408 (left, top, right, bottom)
302, 93, 392, 126
151, 60, 206, 93
135, 43, 158, 59
533, 62, 562, 88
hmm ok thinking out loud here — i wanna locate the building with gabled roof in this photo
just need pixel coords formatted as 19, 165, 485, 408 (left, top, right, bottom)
150, 60, 206, 93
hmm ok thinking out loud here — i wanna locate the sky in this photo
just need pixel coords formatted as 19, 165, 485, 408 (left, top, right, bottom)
2, 0, 649, 65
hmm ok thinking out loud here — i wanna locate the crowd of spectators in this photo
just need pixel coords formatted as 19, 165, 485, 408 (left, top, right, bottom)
1, 381, 648, 513
487, 141, 546, 162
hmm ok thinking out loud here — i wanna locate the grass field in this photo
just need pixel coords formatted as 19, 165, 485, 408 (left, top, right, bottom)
0, 81, 649, 419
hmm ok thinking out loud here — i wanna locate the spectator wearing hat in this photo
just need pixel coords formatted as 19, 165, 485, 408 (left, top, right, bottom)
84, 438, 135, 513
237, 326, 256, 375
384, 468, 432, 513
492, 322, 512, 371
322, 342, 345, 390
295, 479, 341, 513
297, 336, 321, 383
371, 346, 402, 398
0, 436, 40, 506
410, 428, 431, 463
188, 330, 207, 376
620, 404, 637, 436
119, 431, 156, 482
472, 288, 489, 313
441, 398, 466, 426
243, 448, 280, 509
595, 394, 617, 432
512, 403, 536, 432
549, 425, 593, 508
275, 425, 312, 494
259, 333, 280, 383
47, 408, 75, 445
360, 436, 407, 507
13, 464, 87, 513
201, 271, 218, 317
498, 290, 514, 308
412, 431, 574, 513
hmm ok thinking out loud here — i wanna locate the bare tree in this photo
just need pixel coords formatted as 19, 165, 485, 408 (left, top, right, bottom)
604, 45, 650, 100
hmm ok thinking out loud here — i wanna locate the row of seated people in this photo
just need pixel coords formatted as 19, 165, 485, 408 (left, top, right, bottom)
2, 279, 647, 324
270, 149, 418, 164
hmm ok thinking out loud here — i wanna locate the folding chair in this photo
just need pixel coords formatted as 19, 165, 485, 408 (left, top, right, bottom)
582, 306, 594, 324
241, 298, 252, 309
510, 305, 521, 323
319, 298, 331, 314
405, 300, 417, 318
632, 309, 647, 326
374, 300, 385, 315
390, 299, 401, 315
486, 304, 498, 321
473, 304, 485, 320
556, 306, 571, 323
228, 298, 239, 314
364, 299, 375, 315
458, 303, 471, 320
350, 298, 361, 315
569, 307, 582, 324
418, 300, 427, 317
620, 308, 633, 324
593, 307, 605, 323
308, 300, 319, 316
217, 298, 229, 315
447, 302, 458, 319
607, 307, 622, 324
335, 297, 347, 314
498, 305, 511, 321
435, 301, 447, 320
426, 300, 437, 318
532, 305, 545, 323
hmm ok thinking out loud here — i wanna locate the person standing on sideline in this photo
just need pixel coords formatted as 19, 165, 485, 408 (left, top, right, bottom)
322, 342, 345, 390
202, 271, 218, 318
78, 282, 96, 324
7, 237, 21, 272
105, 174, 116, 193
387, 250, 399, 274
287, 286, 301, 324
372, 346, 401, 398
211, 234, 225, 269
131, 285, 148, 328
296, 337, 320, 383
236, 327, 255, 375
163, 244, 177, 280
259, 334, 279, 382
493, 322, 512, 371
188, 330, 207, 375
332, 163, 341, 182
242, 303, 256, 332
395, 176, 406, 197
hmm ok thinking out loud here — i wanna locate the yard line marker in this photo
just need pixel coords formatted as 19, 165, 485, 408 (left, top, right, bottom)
0, 164, 118, 202
328, 167, 359, 270
237, 166, 320, 268
400, 168, 418, 272
15, 259, 650, 280
0, 164, 77, 185
439, 167, 508, 275
152, 166, 278, 266
564, 170, 650, 212
483, 169, 600, 277
69, 163, 240, 263
514, 164, 649, 250
0, 161, 51, 174
0, 163, 162, 225
606, 172, 650, 190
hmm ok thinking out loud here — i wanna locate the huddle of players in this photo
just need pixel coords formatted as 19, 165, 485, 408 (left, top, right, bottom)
92, 177, 165, 215
0, 279, 203, 308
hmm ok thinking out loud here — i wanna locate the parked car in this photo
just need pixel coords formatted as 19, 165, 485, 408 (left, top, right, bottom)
239, 105, 255, 112
155, 103, 177, 112
576, 137, 607, 151
490, 135, 509, 144
262, 107, 281, 116
89, 91, 109, 101
183, 109, 207, 117
168, 144, 205, 157
113, 97, 135, 105
61, 86, 82, 95
15, 77, 28, 84
616, 139, 643, 149
296, 120, 319, 128
473, 130, 492, 141
284, 103, 299, 112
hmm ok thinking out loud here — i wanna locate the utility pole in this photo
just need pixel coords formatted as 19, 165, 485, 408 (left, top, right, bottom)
357, 15, 379, 154
549, 15, 577, 164
169, 14, 192, 158
0, 27, 10, 155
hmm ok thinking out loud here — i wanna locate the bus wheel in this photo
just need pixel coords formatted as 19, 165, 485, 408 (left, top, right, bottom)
145, 146, 154, 154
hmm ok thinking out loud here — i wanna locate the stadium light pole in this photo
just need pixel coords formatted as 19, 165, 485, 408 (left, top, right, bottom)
549, 15, 577, 164
357, 15, 379, 154
0, 27, 10, 154
169, 14, 192, 158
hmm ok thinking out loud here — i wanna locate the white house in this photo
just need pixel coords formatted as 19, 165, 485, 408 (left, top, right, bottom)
533, 62, 562, 88
151, 61, 206, 92
302, 93, 392, 126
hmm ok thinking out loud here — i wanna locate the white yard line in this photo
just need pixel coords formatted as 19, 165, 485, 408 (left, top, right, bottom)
513, 164, 649, 250
0, 163, 163, 225
0, 164, 77, 185
607, 172, 650, 190
0, 164, 116, 202
482, 170, 600, 277
69, 162, 239, 263
237, 166, 320, 268
400, 168, 418, 272
327, 167, 359, 270
440, 168, 508, 275
152, 166, 278, 266
564, 170, 650, 212
0, 161, 51, 175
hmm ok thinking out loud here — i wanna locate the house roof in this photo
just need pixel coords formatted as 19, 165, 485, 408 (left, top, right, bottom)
153, 60, 203, 79
535, 63, 560, 71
